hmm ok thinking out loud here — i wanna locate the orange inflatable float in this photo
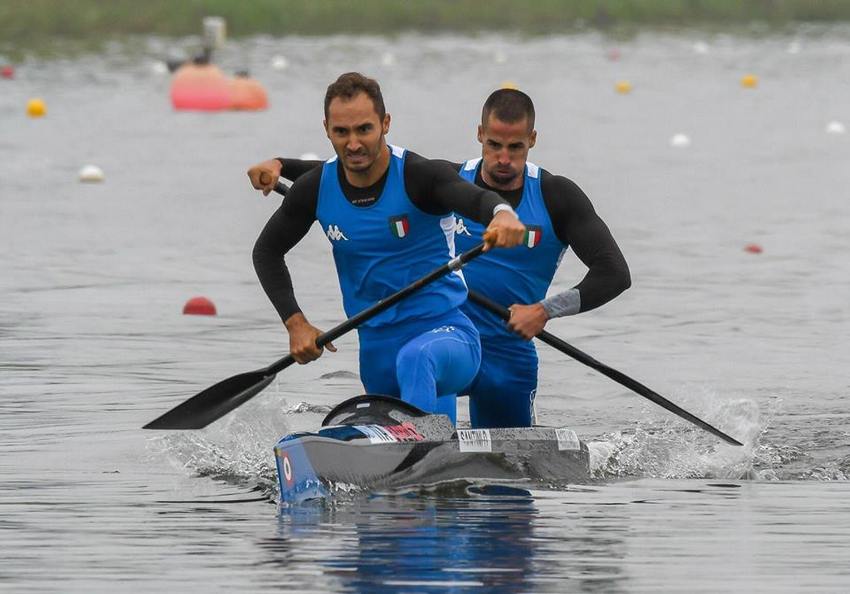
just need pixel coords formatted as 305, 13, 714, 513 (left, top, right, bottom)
170, 62, 232, 111
170, 62, 268, 112
229, 71, 268, 111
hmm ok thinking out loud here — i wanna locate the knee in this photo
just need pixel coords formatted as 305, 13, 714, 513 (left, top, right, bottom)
396, 342, 436, 375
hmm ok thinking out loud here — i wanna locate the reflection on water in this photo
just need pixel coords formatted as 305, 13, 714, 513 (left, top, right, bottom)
268, 487, 626, 593
259, 481, 850, 593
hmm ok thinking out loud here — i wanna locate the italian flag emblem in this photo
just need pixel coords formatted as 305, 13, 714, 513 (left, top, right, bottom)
524, 225, 542, 248
389, 215, 410, 238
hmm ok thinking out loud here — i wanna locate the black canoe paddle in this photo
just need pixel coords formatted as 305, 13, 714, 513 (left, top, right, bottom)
467, 290, 744, 446
144, 181, 486, 429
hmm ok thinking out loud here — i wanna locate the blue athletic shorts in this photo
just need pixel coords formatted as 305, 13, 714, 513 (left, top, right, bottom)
466, 338, 538, 429
357, 310, 481, 425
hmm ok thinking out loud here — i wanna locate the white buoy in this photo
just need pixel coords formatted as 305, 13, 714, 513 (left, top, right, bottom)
299, 152, 320, 161
787, 40, 802, 54
494, 50, 507, 64
693, 41, 709, 54
271, 55, 288, 70
381, 52, 396, 67
150, 61, 168, 75
826, 121, 846, 135
79, 165, 105, 182
669, 133, 691, 148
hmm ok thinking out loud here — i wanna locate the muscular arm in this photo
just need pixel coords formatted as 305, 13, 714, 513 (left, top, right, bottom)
433, 159, 464, 172
404, 152, 506, 224
541, 172, 631, 315
275, 158, 323, 182
252, 168, 321, 321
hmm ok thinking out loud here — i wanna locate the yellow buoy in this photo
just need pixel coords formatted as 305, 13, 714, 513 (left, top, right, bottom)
741, 74, 758, 89
27, 98, 46, 117
500, 80, 518, 90
615, 80, 632, 94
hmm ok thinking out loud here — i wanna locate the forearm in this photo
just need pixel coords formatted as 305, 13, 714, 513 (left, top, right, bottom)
251, 206, 312, 322
541, 288, 581, 318
572, 252, 631, 312
276, 158, 324, 182
541, 255, 629, 318
252, 240, 301, 323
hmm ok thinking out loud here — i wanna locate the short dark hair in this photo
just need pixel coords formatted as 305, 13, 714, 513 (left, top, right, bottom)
324, 72, 386, 120
481, 88, 535, 131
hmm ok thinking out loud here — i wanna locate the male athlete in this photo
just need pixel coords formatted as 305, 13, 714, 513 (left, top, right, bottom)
250, 73, 526, 425
450, 89, 630, 428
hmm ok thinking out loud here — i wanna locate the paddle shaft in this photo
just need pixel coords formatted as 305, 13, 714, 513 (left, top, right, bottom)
467, 290, 743, 446
261, 181, 485, 374
262, 242, 485, 376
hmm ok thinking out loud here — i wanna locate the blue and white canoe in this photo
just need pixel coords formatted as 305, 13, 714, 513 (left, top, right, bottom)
274, 394, 590, 504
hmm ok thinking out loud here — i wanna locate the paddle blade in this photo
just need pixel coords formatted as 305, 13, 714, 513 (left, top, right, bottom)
143, 372, 276, 430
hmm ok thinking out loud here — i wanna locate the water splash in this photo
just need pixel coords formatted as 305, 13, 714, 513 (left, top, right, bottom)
147, 387, 295, 498
284, 401, 332, 415
587, 387, 781, 480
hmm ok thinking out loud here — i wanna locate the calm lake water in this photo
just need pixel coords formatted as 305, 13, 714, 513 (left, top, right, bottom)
2, 30, 849, 592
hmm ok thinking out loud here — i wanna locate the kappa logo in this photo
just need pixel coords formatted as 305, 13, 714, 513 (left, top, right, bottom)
326, 224, 348, 241
454, 217, 472, 236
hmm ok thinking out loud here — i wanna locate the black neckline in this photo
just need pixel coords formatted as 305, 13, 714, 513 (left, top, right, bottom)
336, 159, 390, 208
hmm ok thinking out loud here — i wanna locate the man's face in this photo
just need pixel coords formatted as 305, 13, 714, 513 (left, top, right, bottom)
324, 92, 390, 173
478, 114, 536, 188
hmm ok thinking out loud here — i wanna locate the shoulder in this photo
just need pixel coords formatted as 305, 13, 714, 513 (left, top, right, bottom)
540, 169, 586, 197
540, 170, 594, 212
289, 164, 323, 193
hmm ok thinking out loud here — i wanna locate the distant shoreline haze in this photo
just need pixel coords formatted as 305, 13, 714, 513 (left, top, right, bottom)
1, 0, 848, 50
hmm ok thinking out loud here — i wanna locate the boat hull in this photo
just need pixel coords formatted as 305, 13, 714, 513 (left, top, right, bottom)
274, 395, 590, 504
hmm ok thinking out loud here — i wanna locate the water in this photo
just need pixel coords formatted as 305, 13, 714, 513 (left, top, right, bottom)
2, 30, 850, 591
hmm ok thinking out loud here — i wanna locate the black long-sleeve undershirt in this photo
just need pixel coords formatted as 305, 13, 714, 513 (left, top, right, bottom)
465, 163, 630, 313
274, 156, 631, 315
253, 151, 508, 322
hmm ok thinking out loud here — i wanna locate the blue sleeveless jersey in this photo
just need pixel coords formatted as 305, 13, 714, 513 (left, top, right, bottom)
455, 159, 566, 340
316, 145, 467, 329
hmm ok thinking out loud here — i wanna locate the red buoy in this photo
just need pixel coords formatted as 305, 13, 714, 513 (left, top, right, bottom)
744, 243, 763, 254
183, 296, 217, 316
1, 65, 14, 79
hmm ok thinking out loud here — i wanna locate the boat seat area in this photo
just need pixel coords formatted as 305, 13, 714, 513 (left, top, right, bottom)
322, 394, 428, 427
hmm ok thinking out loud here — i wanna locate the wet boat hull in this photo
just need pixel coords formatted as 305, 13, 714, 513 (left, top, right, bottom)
274, 395, 590, 504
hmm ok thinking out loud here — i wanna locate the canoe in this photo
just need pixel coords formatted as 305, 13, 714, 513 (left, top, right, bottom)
274, 394, 590, 504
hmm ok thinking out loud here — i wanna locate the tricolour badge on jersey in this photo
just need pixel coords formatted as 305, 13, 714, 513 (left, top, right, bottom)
389, 215, 410, 238
524, 225, 542, 248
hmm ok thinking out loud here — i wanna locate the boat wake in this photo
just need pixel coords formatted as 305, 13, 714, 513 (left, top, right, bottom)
147, 382, 840, 506
587, 387, 782, 480
147, 387, 300, 499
